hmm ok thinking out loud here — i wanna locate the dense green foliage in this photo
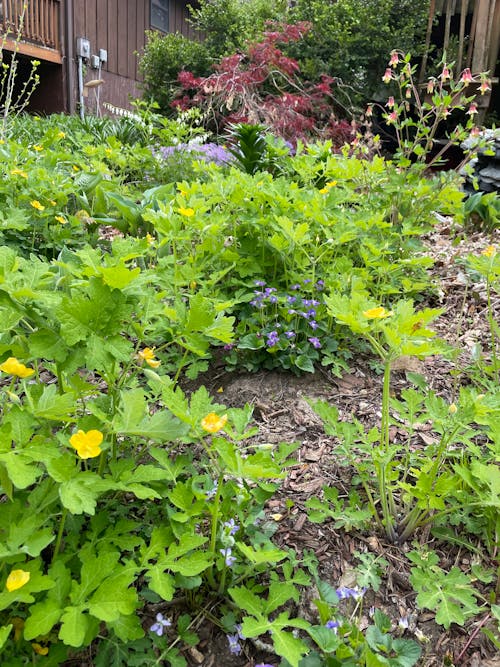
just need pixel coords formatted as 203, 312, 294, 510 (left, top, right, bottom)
286, 0, 430, 104
0, 104, 498, 666
138, 31, 212, 113
187, 0, 288, 57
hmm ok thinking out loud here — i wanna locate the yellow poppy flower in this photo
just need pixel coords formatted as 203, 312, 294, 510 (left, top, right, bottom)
6, 569, 30, 592
69, 429, 103, 459
55, 215, 67, 224
137, 347, 161, 368
30, 200, 45, 211
0, 357, 35, 378
10, 168, 28, 178
178, 207, 195, 217
58, 131, 66, 139
33, 144, 43, 151
482, 245, 496, 257
362, 306, 393, 319
201, 412, 228, 433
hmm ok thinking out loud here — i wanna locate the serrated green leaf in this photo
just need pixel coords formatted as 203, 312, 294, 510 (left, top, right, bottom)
108, 614, 145, 642
229, 586, 266, 617
24, 599, 63, 639
88, 570, 138, 622
272, 627, 308, 667
147, 565, 175, 601
265, 581, 299, 614
58, 606, 89, 647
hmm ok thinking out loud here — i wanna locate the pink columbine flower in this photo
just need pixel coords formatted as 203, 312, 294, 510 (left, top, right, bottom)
382, 68, 392, 84
466, 102, 478, 115
386, 96, 395, 108
470, 126, 480, 137
365, 104, 373, 117
460, 68, 473, 85
427, 79, 435, 94
441, 107, 451, 118
440, 66, 451, 81
386, 110, 398, 124
389, 51, 399, 68
405, 86, 412, 99
479, 78, 491, 94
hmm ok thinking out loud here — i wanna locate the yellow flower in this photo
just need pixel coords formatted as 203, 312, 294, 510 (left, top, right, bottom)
137, 347, 161, 368
10, 168, 28, 178
30, 200, 45, 211
326, 180, 337, 188
448, 403, 457, 414
319, 187, 329, 194
363, 306, 393, 319
50, 200, 57, 206
0, 357, 35, 378
319, 180, 337, 194
178, 207, 195, 217
6, 569, 30, 592
33, 144, 43, 152
201, 412, 228, 433
69, 429, 103, 459
73, 165, 79, 171
482, 245, 496, 258
55, 215, 67, 224
145, 233, 155, 245
32, 643, 49, 656
57, 131, 66, 139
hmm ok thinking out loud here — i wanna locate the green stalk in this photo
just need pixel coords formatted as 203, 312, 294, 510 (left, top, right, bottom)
486, 278, 499, 382
51, 507, 68, 564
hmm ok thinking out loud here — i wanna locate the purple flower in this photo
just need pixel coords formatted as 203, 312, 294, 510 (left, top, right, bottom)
156, 142, 231, 166
264, 287, 277, 297
326, 620, 340, 633
287, 295, 297, 304
303, 279, 311, 284
256, 664, 275, 667
235, 624, 245, 640
223, 343, 235, 351
227, 633, 242, 654
255, 280, 266, 287
307, 309, 317, 318
336, 586, 365, 600
269, 295, 278, 304
205, 482, 218, 499
308, 337, 321, 349
309, 321, 318, 330
150, 613, 172, 636
284, 331, 296, 339
290, 284, 301, 290
288, 309, 296, 315
266, 331, 279, 347
315, 280, 325, 290
220, 547, 237, 567
223, 518, 239, 535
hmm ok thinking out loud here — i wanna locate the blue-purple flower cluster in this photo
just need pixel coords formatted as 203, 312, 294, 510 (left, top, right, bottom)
249, 279, 326, 351
156, 142, 232, 166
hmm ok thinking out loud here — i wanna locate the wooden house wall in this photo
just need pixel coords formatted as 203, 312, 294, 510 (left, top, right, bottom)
70, 0, 194, 113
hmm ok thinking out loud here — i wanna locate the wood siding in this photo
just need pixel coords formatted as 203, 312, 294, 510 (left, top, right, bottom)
70, 0, 193, 112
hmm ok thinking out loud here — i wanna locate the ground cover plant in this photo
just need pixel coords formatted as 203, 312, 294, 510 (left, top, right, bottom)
0, 56, 499, 667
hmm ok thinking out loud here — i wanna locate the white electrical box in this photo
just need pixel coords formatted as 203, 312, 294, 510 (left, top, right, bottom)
76, 37, 90, 58
99, 49, 108, 64
90, 54, 100, 69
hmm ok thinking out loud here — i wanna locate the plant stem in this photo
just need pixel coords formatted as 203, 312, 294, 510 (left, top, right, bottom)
51, 507, 68, 564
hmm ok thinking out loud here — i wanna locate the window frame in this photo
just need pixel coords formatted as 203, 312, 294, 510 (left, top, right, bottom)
150, 0, 169, 33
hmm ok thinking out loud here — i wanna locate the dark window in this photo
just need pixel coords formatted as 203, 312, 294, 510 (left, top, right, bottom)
151, 0, 169, 32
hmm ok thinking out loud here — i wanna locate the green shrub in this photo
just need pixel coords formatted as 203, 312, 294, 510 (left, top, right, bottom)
187, 0, 288, 57
286, 0, 430, 106
138, 31, 211, 114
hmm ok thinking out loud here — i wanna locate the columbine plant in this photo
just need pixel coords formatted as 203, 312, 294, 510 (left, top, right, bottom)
373, 50, 492, 170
